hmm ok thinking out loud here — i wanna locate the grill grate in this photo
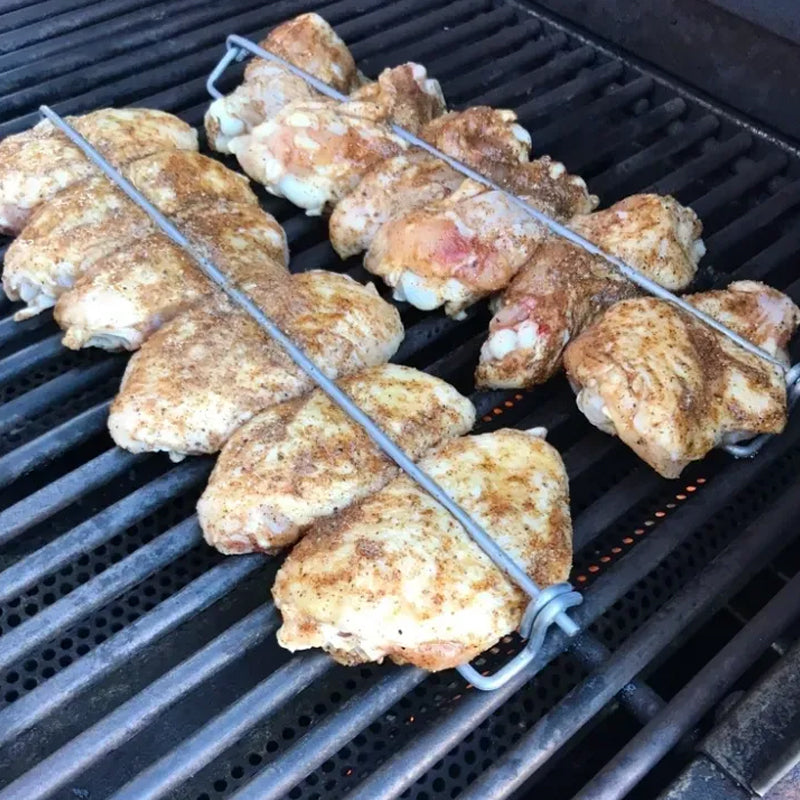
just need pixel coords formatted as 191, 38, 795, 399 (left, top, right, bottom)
0, 1, 799, 798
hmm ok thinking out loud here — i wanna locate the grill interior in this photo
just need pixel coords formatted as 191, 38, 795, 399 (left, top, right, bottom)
1, 1, 800, 798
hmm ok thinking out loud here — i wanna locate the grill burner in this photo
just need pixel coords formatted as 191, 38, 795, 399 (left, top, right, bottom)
1, 1, 799, 799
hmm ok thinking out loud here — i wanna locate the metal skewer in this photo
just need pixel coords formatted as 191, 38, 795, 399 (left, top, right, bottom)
38, 104, 581, 692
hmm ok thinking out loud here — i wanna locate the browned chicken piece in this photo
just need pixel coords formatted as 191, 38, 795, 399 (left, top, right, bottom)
198, 364, 476, 554
273, 428, 573, 671
420, 106, 533, 173
230, 98, 408, 215
108, 270, 404, 460
0, 108, 197, 235
349, 63, 446, 134
477, 194, 705, 388
204, 13, 361, 154
3, 150, 256, 320
54, 201, 289, 351
328, 152, 463, 259
364, 158, 596, 317
564, 280, 800, 478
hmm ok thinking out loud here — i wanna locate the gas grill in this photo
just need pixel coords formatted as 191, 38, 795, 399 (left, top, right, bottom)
1, 1, 800, 799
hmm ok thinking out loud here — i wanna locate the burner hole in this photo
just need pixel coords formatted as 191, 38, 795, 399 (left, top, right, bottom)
7, 614, 21, 627
213, 780, 227, 792
5, 671, 18, 684
22, 678, 36, 691
23, 659, 37, 672
230, 766, 244, 779
4, 691, 18, 703
248, 754, 262, 766
266, 741, 279, 754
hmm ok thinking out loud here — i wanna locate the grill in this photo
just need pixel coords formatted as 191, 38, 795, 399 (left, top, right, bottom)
1, 1, 800, 799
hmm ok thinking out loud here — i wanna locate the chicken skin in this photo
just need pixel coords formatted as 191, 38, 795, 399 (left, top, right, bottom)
477, 194, 705, 388
273, 428, 573, 671
198, 364, 475, 554
364, 158, 596, 316
563, 281, 800, 478
3, 150, 256, 320
54, 201, 288, 351
0, 108, 197, 235
108, 271, 403, 460
328, 152, 463, 259
205, 13, 360, 154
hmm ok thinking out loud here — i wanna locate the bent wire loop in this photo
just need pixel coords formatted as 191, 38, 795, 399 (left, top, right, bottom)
35, 26, 795, 689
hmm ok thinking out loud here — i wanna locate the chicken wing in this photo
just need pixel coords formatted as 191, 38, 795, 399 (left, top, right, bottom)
3, 150, 256, 320
108, 270, 404, 460
328, 152, 463, 259
477, 194, 705, 388
0, 108, 197, 235
54, 201, 288, 351
273, 428, 573, 671
199, 364, 475, 554
364, 158, 596, 316
205, 13, 360, 154
563, 281, 800, 478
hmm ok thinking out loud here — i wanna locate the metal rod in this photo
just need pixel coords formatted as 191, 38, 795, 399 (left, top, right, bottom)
455, 482, 800, 800
38, 104, 579, 641
571, 569, 800, 800
217, 34, 787, 372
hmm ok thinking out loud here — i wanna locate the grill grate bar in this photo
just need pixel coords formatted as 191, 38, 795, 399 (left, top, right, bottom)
0, 604, 279, 800
0, 359, 119, 437
0, 516, 202, 681
0, 333, 63, 386
458, 485, 800, 800
570, 567, 800, 800
111, 652, 336, 800
0, 459, 209, 602
0, 554, 264, 747
0, 400, 109, 491
732, 224, 800, 285
0, 310, 52, 349
335, 418, 800, 800
0, 447, 143, 546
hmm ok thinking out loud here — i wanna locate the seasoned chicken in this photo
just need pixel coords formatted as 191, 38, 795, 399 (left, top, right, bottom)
274, 428, 573, 671
420, 107, 532, 172
199, 364, 475, 554
563, 281, 800, 478
364, 158, 596, 316
0, 108, 197, 235
349, 63, 445, 134
3, 150, 256, 320
230, 98, 407, 215
205, 13, 360, 154
54, 201, 288, 351
108, 270, 404, 460
328, 152, 463, 259
477, 194, 705, 388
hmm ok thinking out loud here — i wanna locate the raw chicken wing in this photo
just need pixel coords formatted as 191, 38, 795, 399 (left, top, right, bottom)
108, 271, 403, 460
198, 364, 475, 554
3, 150, 256, 319
205, 13, 360, 153
54, 201, 288, 351
274, 428, 573, 671
477, 194, 704, 388
230, 99, 407, 215
364, 158, 596, 316
0, 108, 197, 234
563, 280, 800, 478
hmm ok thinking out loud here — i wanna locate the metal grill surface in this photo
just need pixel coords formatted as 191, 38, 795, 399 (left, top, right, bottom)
0, 1, 799, 799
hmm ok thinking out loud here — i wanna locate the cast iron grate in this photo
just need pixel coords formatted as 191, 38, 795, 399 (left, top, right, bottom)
0, 0, 799, 798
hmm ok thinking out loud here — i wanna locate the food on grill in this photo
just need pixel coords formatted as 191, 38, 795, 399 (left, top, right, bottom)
477, 194, 705, 388
363, 158, 596, 316
229, 61, 447, 218
198, 364, 476, 554
54, 201, 289, 351
0, 108, 197, 235
328, 153, 463, 259
564, 280, 800, 478
205, 12, 361, 154
349, 63, 446, 134
108, 270, 403, 460
273, 428, 572, 671
3, 150, 254, 320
